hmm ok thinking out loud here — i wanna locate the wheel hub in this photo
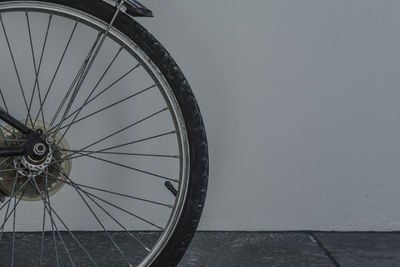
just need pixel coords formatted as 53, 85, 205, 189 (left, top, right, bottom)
0, 120, 72, 201
13, 145, 53, 179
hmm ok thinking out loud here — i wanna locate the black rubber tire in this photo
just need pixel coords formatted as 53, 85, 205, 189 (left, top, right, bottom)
0, 0, 209, 266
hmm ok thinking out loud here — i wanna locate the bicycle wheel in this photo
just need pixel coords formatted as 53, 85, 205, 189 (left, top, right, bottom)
0, 0, 208, 266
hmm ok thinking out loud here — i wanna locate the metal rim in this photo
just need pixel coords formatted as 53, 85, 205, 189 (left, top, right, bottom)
0, 1, 190, 266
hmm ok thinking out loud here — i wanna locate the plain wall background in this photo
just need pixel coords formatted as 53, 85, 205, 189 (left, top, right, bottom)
139, 0, 400, 231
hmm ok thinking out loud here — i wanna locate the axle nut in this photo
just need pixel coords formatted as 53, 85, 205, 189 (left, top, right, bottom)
33, 143, 46, 156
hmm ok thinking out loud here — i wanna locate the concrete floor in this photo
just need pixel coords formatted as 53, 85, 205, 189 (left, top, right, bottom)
1, 231, 399, 266
179, 232, 400, 267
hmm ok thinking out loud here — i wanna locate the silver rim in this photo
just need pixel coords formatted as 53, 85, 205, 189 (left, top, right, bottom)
0, 1, 190, 266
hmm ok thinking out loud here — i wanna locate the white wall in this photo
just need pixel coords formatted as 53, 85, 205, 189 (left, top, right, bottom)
140, 0, 400, 231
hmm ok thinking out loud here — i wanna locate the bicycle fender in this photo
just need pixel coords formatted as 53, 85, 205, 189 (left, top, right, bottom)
104, 0, 153, 17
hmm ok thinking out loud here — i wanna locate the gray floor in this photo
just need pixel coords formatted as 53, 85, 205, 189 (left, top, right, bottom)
1, 232, 399, 266
179, 232, 400, 267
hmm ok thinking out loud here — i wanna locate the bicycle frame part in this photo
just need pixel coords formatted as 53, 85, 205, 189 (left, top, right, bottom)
106, 0, 153, 17
0, 109, 47, 157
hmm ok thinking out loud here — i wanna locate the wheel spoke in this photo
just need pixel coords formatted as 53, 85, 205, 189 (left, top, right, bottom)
0, 195, 23, 239
52, 1, 124, 137
85, 190, 164, 231
61, 149, 180, 159
78, 152, 178, 183
0, 89, 9, 113
56, 107, 169, 162
25, 11, 52, 131
0, 139, 24, 142
0, 14, 34, 126
0, 88, 15, 142
68, 181, 131, 265
81, 187, 152, 253
43, 170, 172, 208
11, 189, 17, 267
30, 178, 98, 266
50, 81, 154, 134
44, 176, 60, 267
33, 19, 79, 124
30, 178, 76, 266
57, 46, 124, 142
0, 164, 34, 236
0, 163, 20, 241
54, 131, 177, 165
49, 165, 165, 230
39, 170, 49, 267
50, 31, 102, 127
0, 157, 12, 167
52, 62, 142, 131
0, 124, 21, 140
0, 88, 15, 140
50, 163, 132, 264
0, 175, 31, 214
